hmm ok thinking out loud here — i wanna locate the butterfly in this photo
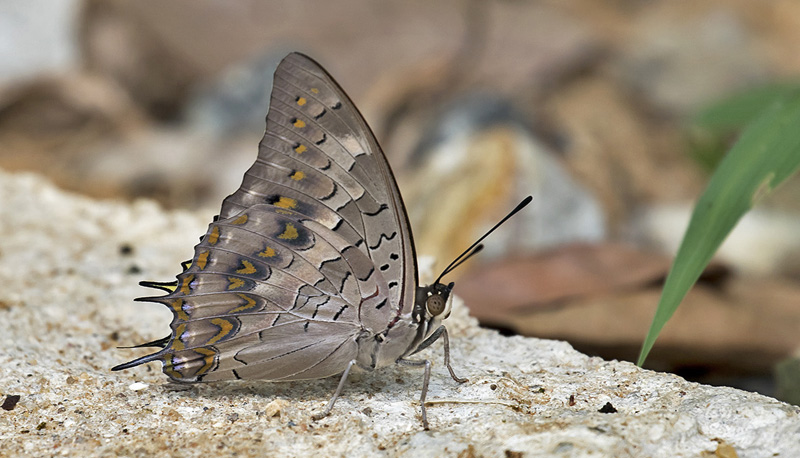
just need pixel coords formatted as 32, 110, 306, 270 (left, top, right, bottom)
113, 52, 531, 429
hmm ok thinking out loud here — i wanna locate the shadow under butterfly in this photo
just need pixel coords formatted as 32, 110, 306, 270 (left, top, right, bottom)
112, 52, 531, 430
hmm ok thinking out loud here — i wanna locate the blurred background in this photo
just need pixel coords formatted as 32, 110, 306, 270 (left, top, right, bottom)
2, 0, 799, 402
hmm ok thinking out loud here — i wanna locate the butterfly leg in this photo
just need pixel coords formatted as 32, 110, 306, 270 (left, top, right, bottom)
396, 358, 432, 430
440, 326, 468, 383
409, 325, 468, 383
311, 359, 357, 422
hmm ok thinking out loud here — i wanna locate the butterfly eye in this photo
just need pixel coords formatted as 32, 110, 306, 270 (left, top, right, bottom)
426, 294, 446, 316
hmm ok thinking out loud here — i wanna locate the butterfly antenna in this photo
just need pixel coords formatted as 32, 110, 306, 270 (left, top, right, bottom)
439, 244, 484, 278
434, 195, 533, 284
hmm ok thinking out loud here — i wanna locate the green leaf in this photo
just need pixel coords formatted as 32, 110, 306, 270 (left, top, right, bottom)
637, 89, 800, 367
688, 82, 800, 171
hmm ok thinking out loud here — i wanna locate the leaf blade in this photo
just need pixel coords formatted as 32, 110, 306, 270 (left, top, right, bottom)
638, 90, 800, 366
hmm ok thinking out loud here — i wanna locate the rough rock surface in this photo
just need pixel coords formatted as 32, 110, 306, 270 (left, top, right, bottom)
1, 170, 798, 457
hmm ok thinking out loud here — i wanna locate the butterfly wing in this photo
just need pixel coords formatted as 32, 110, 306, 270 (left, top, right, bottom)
115, 53, 418, 382
221, 53, 418, 329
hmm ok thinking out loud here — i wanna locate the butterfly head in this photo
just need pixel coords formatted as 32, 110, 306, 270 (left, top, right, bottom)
410, 280, 455, 349
424, 281, 455, 321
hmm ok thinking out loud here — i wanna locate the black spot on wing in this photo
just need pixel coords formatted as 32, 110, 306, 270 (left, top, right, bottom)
314, 109, 327, 120
315, 133, 327, 145
332, 304, 348, 321
339, 271, 351, 293
369, 231, 397, 250
375, 298, 388, 310
311, 297, 331, 319
365, 203, 389, 217
319, 256, 343, 269
320, 182, 337, 201
332, 101, 342, 110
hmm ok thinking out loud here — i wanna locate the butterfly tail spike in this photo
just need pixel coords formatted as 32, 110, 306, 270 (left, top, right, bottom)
138, 280, 178, 294
117, 335, 171, 349
111, 351, 162, 371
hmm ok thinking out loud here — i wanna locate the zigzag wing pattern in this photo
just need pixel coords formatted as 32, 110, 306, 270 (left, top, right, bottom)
115, 53, 416, 382
126, 203, 391, 381
219, 53, 418, 327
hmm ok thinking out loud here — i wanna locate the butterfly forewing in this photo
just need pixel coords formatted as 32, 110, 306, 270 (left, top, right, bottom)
221, 53, 417, 328
118, 53, 418, 382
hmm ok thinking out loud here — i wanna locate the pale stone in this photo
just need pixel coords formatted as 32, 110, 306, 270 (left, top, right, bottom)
0, 169, 797, 457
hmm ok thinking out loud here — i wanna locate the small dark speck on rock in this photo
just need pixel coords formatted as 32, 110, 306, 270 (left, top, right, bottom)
227, 413, 239, 422
598, 402, 618, 413
119, 244, 134, 255
568, 395, 576, 406
287, 420, 297, 427
127, 265, 142, 275
505, 450, 524, 458
362, 407, 372, 416
2, 395, 21, 411
36, 422, 46, 430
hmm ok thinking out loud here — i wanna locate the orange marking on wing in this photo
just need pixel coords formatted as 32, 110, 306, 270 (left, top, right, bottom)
194, 347, 217, 376
273, 196, 297, 210
227, 277, 245, 290
171, 323, 187, 351
196, 251, 209, 270
208, 226, 221, 245
278, 223, 298, 240
232, 293, 258, 313
258, 246, 276, 258
236, 260, 257, 275
179, 274, 194, 295
206, 318, 235, 345
170, 298, 189, 321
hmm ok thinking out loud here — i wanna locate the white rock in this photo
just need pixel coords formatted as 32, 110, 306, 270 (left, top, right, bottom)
128, 382, 149, 391
0, 169, 797, 457
634, 203, 800, 275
